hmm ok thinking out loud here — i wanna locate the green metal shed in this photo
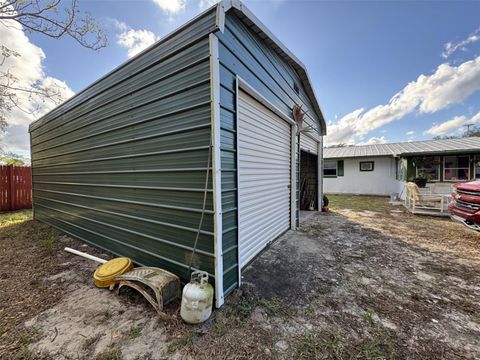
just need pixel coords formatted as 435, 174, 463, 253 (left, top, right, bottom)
29, 0, 327, 307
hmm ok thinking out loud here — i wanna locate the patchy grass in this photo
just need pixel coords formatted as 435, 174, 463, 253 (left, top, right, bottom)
95, 347, 122, 360
0, 209, 32, 227
291, 326, 394, 360
2, 196, 479, 359
0, 210, 106, 359
257, 297, 292, 318
127, 326, 143, 340
327, 194, 390, 213
292, 330, 346, 360
167, 332, 197, 354
0, 210, 58, 253
229, 293, 291, 320
364, 309, 376, 326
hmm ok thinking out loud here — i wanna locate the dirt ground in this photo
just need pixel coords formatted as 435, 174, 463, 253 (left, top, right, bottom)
1, 195, 479, 359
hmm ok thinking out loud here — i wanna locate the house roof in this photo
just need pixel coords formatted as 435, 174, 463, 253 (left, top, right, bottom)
323, 137, 480, 159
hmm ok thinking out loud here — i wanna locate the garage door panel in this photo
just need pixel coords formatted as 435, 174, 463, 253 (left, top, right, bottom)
241, 220, 288, 260
238, 90, 291, 269
238, 103, 290, 134
239, 108, 290, 136
238, 132, 290, 152
240, 192, 289, 215
240, 181, 290, 193
238, 116, 289, 138
239, 150, 290, 161
299, 133, 318, 155
240, 204, 288, 228
238, 125, 290, 144
238, 121, 290, 141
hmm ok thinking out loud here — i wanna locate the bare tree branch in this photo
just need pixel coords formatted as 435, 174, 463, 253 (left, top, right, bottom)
0, 0, 107, 50
0, 0, 107, 138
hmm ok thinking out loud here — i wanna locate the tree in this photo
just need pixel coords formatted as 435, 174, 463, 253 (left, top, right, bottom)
325, 143, 350, 148
432, 135, 458, 140
432, 126, 480, 140
0, 0, 107, 135
466, 126, 480, 137
0, 151, 26, 165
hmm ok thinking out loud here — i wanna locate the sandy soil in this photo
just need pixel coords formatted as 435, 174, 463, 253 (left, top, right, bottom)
2, 198, 479, 359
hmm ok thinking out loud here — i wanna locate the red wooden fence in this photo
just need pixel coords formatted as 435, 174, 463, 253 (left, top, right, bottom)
0, 165, 32, 211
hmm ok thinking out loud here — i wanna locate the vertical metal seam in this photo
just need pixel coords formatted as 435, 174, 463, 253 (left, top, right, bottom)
209, 33, 224, 308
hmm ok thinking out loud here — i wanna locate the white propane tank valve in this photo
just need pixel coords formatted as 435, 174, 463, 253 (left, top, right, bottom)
180, 270, 214, 324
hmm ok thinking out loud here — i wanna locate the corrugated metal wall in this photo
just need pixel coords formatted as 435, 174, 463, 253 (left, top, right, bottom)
216, 10, 324, 295
29, 8, 218, 281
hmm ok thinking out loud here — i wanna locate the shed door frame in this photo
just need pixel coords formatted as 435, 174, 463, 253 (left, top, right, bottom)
235, 76, 297, 286
299, 131, 322, 211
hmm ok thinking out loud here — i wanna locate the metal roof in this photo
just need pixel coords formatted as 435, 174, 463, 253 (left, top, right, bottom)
324, 137, 480, 159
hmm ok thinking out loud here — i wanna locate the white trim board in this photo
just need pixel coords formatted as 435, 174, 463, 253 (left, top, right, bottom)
209, 33, 224, 308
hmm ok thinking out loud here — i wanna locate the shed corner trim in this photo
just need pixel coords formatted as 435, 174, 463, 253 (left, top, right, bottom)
209, 33, 225, 308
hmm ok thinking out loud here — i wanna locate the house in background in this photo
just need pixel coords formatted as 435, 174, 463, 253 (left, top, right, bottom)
28, 0, 326, 308
323, 137, 480, 197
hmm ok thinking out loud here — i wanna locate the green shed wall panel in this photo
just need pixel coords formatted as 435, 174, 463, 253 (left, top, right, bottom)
29, 8, 218, 281
216, 11, 323, 296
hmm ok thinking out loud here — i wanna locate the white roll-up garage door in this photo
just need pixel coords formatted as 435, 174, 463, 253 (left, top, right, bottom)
300, 133, 318, 155
237, 90, 291, 268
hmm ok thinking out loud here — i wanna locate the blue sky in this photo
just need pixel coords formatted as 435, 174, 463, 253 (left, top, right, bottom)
2, 0, 480, 156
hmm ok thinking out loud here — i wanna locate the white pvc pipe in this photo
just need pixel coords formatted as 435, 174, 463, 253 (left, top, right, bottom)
64, 247, 108, 264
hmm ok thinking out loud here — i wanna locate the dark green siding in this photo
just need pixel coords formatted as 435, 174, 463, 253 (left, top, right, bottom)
216, 11, 323, 296
29, 8, 217, 281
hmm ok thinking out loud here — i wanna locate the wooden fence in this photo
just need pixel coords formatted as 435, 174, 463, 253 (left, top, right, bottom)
0, 165, 32, 211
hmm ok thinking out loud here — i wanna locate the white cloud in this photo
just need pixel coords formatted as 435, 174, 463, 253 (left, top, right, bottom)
442, 27, 480, 59
326, 56, 480, 145
115, 21, 159, 58
406, 130, 415, 136
153, 0, 186, 14
198, 0, 218, 10
425, 112, 480, 136
0, 19, 74, 155
357, 136, 388, 145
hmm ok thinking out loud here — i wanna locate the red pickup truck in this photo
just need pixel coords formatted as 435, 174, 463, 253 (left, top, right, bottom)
449, 181, 480, 231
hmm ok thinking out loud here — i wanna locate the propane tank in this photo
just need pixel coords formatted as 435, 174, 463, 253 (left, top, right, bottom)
180, 271, 213, 324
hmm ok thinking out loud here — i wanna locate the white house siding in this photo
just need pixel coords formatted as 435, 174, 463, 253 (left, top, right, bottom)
324, 157, 399, 196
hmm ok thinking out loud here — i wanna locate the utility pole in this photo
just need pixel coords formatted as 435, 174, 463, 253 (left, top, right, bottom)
464, 123, 474, 137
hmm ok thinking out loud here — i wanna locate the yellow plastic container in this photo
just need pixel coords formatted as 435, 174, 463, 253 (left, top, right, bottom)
93, 257, 133, 289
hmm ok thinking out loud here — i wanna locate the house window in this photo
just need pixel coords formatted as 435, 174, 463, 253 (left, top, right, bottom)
359, 161, 374, 172
323, 160, 337, 177
415, 156, 440, 181
444, 155, 470, 181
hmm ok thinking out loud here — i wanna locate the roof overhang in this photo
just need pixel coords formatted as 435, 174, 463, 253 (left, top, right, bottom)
217, 0, 327, 135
